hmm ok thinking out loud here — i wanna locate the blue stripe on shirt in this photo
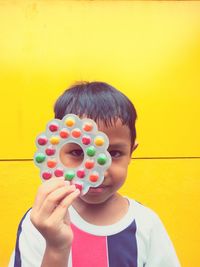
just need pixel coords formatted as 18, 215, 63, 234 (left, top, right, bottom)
14, 208, 32, 267
107, 220, 138, 267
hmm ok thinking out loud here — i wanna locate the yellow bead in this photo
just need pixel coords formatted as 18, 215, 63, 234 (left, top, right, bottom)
65, 117, 75, 127
50, 136, 60, 145
94, 137, 104, 146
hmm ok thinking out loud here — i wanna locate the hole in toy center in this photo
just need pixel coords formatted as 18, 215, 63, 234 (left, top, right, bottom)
59, 142, 84, 168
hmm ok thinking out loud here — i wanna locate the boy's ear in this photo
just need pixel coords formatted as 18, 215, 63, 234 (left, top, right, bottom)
131, 141, 138, 153
132, 141, 138, 152
130, 141, 138, 159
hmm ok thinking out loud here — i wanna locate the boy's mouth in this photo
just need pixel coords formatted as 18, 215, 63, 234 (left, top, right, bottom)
88, 185, 108, 193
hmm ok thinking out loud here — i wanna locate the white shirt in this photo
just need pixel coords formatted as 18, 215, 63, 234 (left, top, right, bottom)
9, 198, 181, 267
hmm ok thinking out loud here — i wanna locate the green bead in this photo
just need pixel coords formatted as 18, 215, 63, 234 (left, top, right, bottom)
65, 171, 75, 181
97, 154, 107, 165
35, 153, 46, 163
86, 146, 96, 157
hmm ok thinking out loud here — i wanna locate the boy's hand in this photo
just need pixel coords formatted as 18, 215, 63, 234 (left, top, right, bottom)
30, 178, 80, 251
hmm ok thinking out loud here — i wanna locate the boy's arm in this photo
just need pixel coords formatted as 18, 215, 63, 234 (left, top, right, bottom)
9, 178, 80, 267
30, 178, 80, 267
145, 214, 181, 267
41, 245, 70, 267
8, 208, 46, 267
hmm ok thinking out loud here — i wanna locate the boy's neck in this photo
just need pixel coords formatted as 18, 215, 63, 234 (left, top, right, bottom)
72, 193, 129, 226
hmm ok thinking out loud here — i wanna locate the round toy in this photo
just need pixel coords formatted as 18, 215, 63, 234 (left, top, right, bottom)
34, 114, 112, 195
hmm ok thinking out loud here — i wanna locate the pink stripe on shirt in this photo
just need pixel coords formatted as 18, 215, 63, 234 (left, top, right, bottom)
71, 224, 108, 267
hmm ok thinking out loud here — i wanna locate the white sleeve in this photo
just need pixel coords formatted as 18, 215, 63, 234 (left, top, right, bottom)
145, 214, 181, 267
8, 209, 46, 267
8, 251, 15, 267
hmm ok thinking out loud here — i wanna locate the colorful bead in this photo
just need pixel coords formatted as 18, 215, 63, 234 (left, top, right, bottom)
97, 154, 107, 165
83, 122, 93, 132
72, 128, 81, 138
85, 160, 95, 169
49, 123, 59, 132
86, 146, 96, 157
35, 153, 46, 163
54, 169, 64, 177
89, 172, 99, 182
50, 136, 60, 145
82, 135, 91, 145
75, 183, 83, 191
47, 159, 57, 168
65, 171, 75, 181
60, 128, 70, 138
94, 136, 104, 146
45, 146, 56, 156
42, 171, 52, 180
65, 117, 75, 127
77, 169, 85, 178
37, 136, 48, 146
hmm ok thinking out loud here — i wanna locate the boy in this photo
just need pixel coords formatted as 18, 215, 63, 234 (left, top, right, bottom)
9, 81, 181, 267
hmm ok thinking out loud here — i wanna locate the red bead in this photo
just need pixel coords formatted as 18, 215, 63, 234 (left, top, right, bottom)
49, 123, 59, 132
83, 123, 93, 132
45, 147, 56, 156
54, 169, 64, 177
77, 169, 85, 178
37, 136, 48, 145
85, 160, 95, 169
75, 183, 83, 191
82, 136, 91, 145
42, 171, 52, 180
72, 128, 81, 138
89, 173, 99, 182
60, 129, 70, 138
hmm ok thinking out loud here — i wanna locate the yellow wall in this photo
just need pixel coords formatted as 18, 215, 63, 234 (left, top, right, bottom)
0, 1, 200, 266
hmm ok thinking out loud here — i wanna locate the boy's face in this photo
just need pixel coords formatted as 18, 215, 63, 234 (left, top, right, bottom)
60, 118, 135, 205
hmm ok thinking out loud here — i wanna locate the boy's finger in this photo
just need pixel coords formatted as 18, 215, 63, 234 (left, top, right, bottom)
33, 178, 69, 210
37, 184, 77, 219
48, 189, 80, 224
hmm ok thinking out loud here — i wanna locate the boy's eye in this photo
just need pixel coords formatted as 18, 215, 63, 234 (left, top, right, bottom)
70, 149, 84, 157
109, 150, 122, 158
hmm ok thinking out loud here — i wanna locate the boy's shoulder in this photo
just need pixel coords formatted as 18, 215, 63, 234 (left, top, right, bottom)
127, 198, 164, 232
130, 198, 159, 220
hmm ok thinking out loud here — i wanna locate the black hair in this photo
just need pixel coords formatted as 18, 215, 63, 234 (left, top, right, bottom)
54, 81, 137, 151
